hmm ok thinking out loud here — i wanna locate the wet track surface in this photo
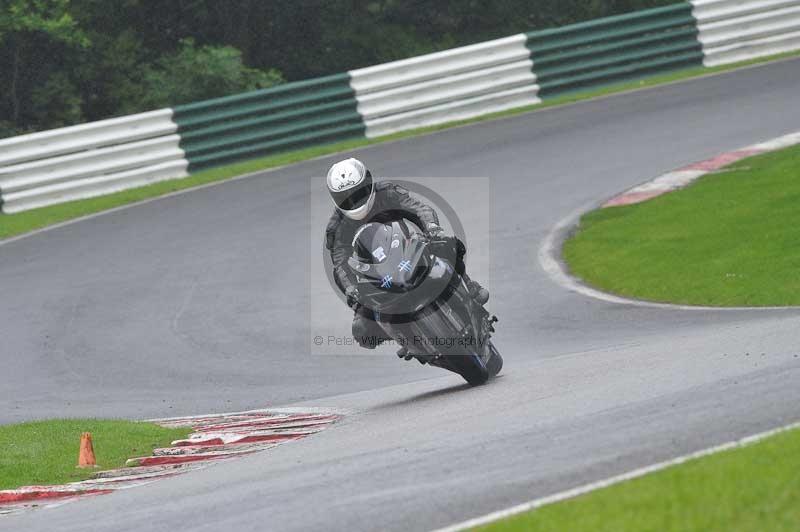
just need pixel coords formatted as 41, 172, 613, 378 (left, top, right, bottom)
2, 58, 800, 531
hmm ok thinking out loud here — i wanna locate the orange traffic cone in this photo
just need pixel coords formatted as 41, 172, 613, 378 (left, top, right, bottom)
77, 432, 98, 468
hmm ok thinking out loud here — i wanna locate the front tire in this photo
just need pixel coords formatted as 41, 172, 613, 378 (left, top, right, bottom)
486, 341, 503, 378
445, 340, 502, 386
447, 353, 489, 386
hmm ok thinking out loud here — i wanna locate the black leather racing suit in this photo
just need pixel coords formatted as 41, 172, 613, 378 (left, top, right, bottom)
325, 181, 465, 349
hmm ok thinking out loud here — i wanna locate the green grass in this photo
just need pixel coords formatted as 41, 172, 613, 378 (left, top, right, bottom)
0, 419, 190, 490
477, 426, 800, 532
1, 49, 799, 241
564, 143, 800, 307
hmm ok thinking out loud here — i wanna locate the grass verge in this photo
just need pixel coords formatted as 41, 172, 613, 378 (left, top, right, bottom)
477, 426, 800, 532
1, 50, 800, 241
0, 419, 190, 490
564, 143, 800, 306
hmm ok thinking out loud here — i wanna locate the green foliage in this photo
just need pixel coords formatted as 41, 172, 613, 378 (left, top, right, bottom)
0, 0, 283, 136
0, 0, 88, 44
29, 71, 83, 127
137, 38, 283, 109
0, 0, 89, 133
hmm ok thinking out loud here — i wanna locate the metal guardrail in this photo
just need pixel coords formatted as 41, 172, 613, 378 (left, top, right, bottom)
172, 74, 364, 171
0, 110, 186, 214
691, 0, 800, 66
526, 3, 704, 98
349, 35, 540, 138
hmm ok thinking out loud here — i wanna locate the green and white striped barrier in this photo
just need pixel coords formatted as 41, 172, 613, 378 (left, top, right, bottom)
1, 0, 798, 213
348, 34, 540, 138
172, 73, 363, 171
0, 110, 187, 213
692, 0, 800, 66
526, 3, 703, 97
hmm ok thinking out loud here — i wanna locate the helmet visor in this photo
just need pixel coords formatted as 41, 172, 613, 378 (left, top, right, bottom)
331, 172, 373, 212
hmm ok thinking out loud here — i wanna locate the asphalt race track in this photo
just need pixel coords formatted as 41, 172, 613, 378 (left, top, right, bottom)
2, 58, 800, 531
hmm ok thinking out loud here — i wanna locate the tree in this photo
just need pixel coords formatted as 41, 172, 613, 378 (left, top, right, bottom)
136, 38, 284, 109
0, 0, 89, 131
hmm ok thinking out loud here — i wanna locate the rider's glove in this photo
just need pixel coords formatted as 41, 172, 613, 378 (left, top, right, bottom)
345, 286, 361, 310
425, 223, 445, 238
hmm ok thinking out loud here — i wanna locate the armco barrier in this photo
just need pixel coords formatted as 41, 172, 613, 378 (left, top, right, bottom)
0, 110, 187, 214
691, 0, 800, 66
2, 2, 798, 214
349, 35, 540, 138
526, 3, 703, 98
172, 74, 364, 170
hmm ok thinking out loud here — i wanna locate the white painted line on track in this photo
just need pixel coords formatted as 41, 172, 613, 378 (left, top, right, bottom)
538, 131, 800, 311
536, 206, 788, 311
432, 420, 800, 532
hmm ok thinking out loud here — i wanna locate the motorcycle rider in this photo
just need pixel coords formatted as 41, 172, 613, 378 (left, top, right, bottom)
325, 157, 489, 349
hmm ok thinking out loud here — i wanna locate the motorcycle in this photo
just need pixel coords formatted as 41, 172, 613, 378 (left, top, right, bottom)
347, 220, 502, 385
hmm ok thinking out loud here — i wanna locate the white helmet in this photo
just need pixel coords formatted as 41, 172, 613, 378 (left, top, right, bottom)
326, 158, 375, 220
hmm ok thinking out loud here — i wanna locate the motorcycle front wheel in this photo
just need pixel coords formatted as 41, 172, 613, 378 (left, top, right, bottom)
444, 340, 502, 386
